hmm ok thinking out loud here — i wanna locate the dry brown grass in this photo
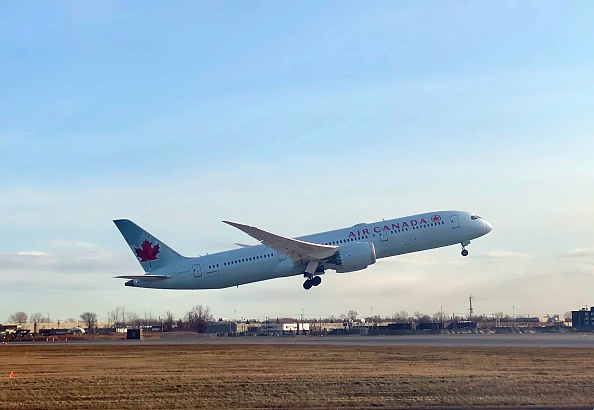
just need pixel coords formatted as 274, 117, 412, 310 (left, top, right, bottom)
1, 343, 594, 409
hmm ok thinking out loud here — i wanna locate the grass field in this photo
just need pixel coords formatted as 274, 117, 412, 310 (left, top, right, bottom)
1, 343, 594, 409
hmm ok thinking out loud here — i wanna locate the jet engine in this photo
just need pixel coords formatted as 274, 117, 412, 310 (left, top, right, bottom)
331, 242, 377, 273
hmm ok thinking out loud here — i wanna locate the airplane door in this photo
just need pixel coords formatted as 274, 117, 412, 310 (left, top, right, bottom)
380, 230, 388, 242
278, 252, 286, 261
450, 215, 460, 229
192, 264, 202, 278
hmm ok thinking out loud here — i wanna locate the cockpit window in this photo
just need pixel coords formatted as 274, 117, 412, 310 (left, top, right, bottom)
471, 215, 482, 220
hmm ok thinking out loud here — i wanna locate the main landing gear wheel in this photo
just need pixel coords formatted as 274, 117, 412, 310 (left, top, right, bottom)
303, 275, 322, 290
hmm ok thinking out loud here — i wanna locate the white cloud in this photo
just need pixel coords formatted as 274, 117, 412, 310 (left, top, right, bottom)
476, 251, 535, 260
558, 249, 594, 259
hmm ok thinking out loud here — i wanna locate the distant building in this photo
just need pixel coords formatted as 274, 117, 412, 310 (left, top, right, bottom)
260, 323, 310, 334
572, 307, 594, 328
417, 322, 440, 331
126, 329, 143, 339
446, 321, 477, 330
207, 322, 238, 334
514, 317, 540, 324
387, 323, 413, 331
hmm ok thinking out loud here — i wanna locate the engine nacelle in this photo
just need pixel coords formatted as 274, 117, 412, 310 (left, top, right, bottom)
332, 242, 377, 273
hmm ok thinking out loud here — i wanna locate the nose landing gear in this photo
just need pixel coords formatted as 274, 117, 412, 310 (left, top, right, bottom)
461, 241, 470, 256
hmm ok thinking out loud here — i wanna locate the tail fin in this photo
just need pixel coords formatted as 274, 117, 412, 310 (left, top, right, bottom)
113, 219, 186, 273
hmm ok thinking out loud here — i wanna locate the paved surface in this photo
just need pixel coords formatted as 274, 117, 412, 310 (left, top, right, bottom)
164, 333, 594, 348
9, 333, 594, 348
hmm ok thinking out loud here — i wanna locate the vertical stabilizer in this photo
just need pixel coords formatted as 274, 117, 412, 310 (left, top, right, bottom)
113, 219, 185, 273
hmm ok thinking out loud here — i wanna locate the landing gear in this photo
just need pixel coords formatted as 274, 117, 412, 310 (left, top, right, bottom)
303, 273, 322, 290
461, 241, 469, 257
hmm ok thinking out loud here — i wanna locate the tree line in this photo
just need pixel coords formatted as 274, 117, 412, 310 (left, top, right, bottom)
6, 305, 214, 333
8, 307, 569, 331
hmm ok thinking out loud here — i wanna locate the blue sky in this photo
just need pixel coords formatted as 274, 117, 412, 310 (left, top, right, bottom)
2, 1, 594, 323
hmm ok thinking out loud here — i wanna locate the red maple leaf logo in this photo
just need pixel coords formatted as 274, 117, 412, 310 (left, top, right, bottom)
431, 215, 441, 223
134, 240, 160, 265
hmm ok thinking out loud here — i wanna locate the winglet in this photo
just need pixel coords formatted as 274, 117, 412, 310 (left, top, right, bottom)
223, 221, 252, 231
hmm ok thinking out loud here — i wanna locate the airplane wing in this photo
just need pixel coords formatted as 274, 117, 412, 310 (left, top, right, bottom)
114, 275, 171, 280
223, 221, 338, 265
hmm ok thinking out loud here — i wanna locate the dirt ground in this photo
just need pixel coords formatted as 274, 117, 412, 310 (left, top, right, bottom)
1, 343, 593, 409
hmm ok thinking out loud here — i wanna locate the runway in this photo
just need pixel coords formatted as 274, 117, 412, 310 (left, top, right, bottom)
159, 333, 594, 348
12, 332, 594, 348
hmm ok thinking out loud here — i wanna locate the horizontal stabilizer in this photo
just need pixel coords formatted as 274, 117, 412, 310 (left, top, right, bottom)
114, 275, 171, 281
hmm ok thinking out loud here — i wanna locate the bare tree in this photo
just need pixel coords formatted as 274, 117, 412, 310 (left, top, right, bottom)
164, 310, 175, 332
564, 311, 572, 322
347, 310, 358, 321
8, 311, 28, 324
432, 311, 448, 323
143, 311, 155, 327
80, 312, 97, 329
186, 305, 213, 333
113, 307, 120, 325
126, 311, 140, 327
30, 312, 45, 323
106, 311, 115, 327
392, 311, 409, 323
414, 311, 431, 322
113, 306, 125, 326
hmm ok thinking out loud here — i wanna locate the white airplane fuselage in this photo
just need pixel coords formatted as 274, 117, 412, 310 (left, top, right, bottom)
118, 210, 492, 290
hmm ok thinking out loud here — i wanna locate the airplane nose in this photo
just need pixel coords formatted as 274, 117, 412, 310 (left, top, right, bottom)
485, 221, 493, 234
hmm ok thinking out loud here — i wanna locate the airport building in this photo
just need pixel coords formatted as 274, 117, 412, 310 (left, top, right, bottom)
572, 307, 594, 328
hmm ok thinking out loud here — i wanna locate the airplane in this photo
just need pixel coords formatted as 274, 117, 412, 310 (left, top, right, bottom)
114, 210, 492, 290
